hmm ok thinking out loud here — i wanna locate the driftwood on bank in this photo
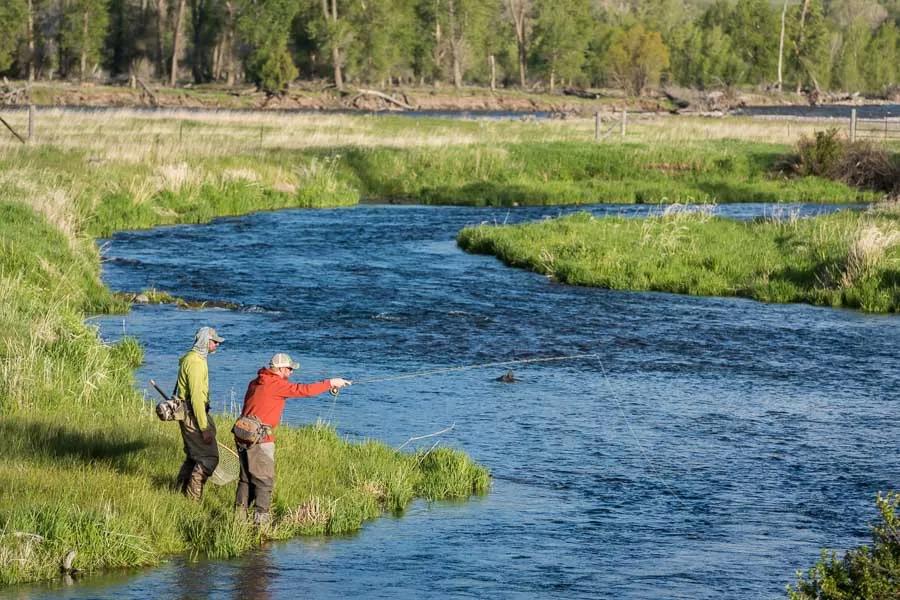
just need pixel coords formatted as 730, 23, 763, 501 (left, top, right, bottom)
0, 82, 29, 106
347, 88, 417, 110
135, 78, 158, 107
562, 87, 601, 100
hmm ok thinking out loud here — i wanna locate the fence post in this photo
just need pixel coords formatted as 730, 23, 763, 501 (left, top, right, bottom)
595, 112, 600, 141
27, 104, 35, 143
850, 108, 857, 143
621, 109, 627, 138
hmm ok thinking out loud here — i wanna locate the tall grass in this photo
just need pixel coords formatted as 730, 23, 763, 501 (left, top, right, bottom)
458, 206, 900, 312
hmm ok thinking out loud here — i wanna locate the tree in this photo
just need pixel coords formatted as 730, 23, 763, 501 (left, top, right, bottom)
672, 23, 743, 88
238, 0, 299, 93
0, 0, 27, 74
503, 0, 532, 87
169, 0, 186, 85
60, 0, 109, 79
726, 0, 777, 84
531, 0, 591, 92
435, 0, 492, 88
787, 0, 829, 92
606, 23, 669, 95
832, 18, 869, 91
864, 21, 899, 93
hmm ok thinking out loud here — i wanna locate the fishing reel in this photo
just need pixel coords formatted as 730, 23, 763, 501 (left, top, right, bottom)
330, 386, 340, 397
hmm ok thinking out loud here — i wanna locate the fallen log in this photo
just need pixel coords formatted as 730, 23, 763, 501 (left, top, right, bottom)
349, 88, 417, 110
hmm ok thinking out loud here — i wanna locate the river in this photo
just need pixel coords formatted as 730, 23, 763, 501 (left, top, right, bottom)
13, 203, 899, 599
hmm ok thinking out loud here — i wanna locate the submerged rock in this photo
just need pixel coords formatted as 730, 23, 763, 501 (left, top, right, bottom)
496, 370, 519, 383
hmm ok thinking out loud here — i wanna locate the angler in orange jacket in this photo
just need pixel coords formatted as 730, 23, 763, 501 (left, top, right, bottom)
234, 352, 351, 525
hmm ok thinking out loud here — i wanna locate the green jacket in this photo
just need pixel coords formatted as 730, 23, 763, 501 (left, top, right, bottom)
176, 349, 210, 430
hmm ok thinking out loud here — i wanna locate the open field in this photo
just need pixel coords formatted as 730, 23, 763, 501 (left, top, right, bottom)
0, 109, 880, 241
458, 203, 900, 313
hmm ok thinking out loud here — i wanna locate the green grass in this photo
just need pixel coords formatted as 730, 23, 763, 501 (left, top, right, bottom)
325, 140, 876, 206
458, 206, 900, 313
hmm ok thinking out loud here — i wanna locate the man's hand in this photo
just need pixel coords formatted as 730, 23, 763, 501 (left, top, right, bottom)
201, 429, 215, 445
329, 377, 352, 389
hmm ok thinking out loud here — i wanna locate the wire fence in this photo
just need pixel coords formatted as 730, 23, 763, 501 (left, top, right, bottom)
850, 109, 900, 143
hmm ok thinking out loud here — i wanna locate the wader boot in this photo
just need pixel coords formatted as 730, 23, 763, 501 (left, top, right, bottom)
175, 460, 194, 493
185, 463, 211, 501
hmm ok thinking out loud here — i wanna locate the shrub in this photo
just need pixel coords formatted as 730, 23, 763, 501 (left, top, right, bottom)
789, 492, 900, 600
779, 130, 900, 195
795, 128, 845, 177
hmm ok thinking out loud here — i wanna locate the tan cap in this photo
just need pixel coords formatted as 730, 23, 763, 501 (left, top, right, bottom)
269, 353, 299, 370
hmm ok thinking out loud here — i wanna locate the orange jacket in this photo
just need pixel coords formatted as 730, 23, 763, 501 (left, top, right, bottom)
240, 368, 331, 443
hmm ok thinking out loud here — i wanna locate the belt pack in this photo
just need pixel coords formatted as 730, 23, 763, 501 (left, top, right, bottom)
232, 415, 271, 445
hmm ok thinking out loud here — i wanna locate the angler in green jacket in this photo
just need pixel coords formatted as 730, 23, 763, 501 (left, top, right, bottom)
175, 326, 224, 500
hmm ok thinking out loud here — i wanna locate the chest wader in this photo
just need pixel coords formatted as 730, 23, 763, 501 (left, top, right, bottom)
177, 400, 219, 501
235, 439, 276, 525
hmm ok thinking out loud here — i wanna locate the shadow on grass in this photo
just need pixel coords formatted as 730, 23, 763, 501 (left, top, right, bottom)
696, 180, 783, 203
0, 418, 149, 473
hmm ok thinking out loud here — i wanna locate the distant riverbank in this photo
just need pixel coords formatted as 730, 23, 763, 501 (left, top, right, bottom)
6, 81, 896, 117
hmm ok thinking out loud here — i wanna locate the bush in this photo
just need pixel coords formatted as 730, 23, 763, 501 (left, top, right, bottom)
780, 130, 900, 195
789, 492, 900, 600
794, 128, 845, 177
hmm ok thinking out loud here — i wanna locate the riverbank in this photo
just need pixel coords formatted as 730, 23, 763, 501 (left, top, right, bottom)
0, 123, 491, 584
457, 205, 900, 313
0, 110, 879, 237
2, 81, 818, 115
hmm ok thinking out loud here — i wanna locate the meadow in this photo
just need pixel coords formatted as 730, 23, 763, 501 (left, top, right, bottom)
0, 107, 889, 585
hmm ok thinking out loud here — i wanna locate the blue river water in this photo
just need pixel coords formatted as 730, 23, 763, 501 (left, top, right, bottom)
10, 203, 900, 599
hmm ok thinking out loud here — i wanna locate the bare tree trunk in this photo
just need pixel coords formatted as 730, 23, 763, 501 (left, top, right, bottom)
549, 66, 555, 93
169, 0, 186, 86
448, 0, 462, 88
489, 54, 496, 91
80, 10, 89, 80
321, 0, 343, 90
795, 0, 810, 94
776, 0, 787, 91
504, 0, 529, 88
26, 0, 35, 81
156, 0, 167, 79
224, 0, 235, 85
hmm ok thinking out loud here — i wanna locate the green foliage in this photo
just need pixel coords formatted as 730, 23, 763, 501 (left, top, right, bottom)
249, 43, 298, 94
0, 0, 27, 73
60, 0, 110, 78
531, 0, 592, 90
606, 24, 670, 95
789, 493, 900, 599
794, 129, 845, 177
786, 0, 831, 91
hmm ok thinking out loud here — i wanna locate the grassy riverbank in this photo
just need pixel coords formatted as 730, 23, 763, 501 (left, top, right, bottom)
0, 113, 502, 585
0, 108, 889, 584
457, 205, 900, 313
0, 110, 879, 232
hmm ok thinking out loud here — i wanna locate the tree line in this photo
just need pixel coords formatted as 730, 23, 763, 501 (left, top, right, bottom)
0, 0, 898, 96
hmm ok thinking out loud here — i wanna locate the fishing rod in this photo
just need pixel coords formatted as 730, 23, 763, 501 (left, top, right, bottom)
329, 352, 599, 395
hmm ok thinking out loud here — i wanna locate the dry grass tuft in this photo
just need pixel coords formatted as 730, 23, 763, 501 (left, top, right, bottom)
841, 223, 900, 287
283, 498, 333, 527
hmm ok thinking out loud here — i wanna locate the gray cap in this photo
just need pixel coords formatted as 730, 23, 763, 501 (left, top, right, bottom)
197, 326, 224, 343
269, 353, 299, 370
